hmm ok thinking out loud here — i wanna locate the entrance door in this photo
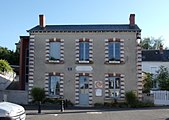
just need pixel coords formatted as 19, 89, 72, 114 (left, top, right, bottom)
79, 76, 89, 106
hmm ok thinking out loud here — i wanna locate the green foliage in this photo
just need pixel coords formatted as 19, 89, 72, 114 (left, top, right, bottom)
141, 37, 164, 50
125, 91, 138, 107
156, 66, 169, 90
31, 87, 46, 102
0, 59, 13, 73
0, 46, 19, 65
44, 98, 74, 106
143, 72, 153, 93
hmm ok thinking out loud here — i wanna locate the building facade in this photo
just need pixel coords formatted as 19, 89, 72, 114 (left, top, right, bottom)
20, 14, 142, 106
142, 47, 169, 89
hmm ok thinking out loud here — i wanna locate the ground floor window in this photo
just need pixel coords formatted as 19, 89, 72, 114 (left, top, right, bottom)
109, 77, 120, 98
49, 75, 60, 96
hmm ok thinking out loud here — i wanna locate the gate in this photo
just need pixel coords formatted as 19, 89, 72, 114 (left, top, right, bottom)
153, 91, 169, 105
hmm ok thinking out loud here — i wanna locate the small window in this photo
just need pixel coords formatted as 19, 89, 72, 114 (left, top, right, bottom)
49, 76, 60, 96
49, 42, 61, 61
108, 42, 120, 62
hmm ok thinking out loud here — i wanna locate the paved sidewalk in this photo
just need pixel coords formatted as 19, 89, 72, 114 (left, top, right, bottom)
24, 104, 169, 115
25, 107, 169, 120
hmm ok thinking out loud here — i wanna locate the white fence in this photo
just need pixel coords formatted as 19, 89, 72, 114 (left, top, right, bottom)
153, 91, 169, 105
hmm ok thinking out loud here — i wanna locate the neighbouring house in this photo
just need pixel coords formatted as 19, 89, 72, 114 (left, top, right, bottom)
19, 14, 142, 106
142, 45, 169, 89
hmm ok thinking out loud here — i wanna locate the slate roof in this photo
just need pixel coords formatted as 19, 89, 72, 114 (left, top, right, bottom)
142, 50, 169, 62
27, 24, 141, 32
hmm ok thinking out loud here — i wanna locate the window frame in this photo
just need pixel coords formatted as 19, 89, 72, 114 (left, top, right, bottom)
108, 76, 121, 98
48, 75, 60, 97
108, 42, 120, 63
79, 41, 90, 63
49, 41, 61, 62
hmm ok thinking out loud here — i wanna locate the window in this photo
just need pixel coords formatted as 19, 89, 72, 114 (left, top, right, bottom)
150, 67, 159, 89
49, 42, 61, 60
49, 76, 60, 96
79, 76, 89, 94
108, 42, 120, 62
109, 77, 120, 98
79, 42, 89, 61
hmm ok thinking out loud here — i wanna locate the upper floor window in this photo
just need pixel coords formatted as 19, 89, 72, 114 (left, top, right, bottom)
108, 42, 120, 62
49, 42, 61, 61
109, 77, 120, 98
49, 75, 60, 96
79, 42, 89, 61
105, 38, 124, 64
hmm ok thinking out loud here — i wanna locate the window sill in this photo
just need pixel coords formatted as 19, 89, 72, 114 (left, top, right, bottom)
105, 61, 124, 64
46, 60, 64, 64
109, 61, 120, 64
76, 60, 93, 64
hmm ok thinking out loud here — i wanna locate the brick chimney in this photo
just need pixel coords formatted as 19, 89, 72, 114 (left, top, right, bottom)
160, 44, 163, 54
129, 14, 135, 27
39, 14, 46, 28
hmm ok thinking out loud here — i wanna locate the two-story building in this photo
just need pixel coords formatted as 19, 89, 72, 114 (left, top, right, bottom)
19, 14, 142, 106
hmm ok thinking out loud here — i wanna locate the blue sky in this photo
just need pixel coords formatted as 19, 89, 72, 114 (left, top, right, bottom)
0, 0, 169, 50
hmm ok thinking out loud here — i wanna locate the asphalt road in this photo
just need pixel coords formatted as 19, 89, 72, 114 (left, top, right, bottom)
26, 108, 169, 120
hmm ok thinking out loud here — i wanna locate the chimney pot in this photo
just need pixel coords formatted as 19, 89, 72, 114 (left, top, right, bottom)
160, 44, 163, 54
39, 14, 46, 28
129, 14, 135, 27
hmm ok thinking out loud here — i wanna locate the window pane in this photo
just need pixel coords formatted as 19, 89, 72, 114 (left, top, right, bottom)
109, 77, 114, 89
108, 42, 114, 61
115, 78, 120, 89
49, 42, 61, 60
79, 42, 89, 61
49, 76, 60, 96
115, 42, 120, 60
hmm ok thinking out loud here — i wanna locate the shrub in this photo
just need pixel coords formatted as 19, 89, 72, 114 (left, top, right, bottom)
125, 91, 138, 107
31, 87, 46, 103
94, 103, 104, 107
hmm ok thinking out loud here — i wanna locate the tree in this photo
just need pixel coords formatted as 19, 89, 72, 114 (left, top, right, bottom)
141, 37, 164, 50
156, 66, 169, 90
0, 46, 19, 65
31, 87, 46, 102
0, 59, 13, 73
143, 72, 153, 93
141, 37, 153, 49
